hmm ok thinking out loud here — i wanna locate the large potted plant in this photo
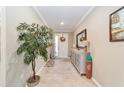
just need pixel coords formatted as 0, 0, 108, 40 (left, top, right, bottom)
16, 22, 53, 86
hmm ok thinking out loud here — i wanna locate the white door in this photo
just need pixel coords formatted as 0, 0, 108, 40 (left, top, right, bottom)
55, 33, 68, 58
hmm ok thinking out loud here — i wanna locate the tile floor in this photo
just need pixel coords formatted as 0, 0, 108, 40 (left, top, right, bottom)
36, 58, 96, 87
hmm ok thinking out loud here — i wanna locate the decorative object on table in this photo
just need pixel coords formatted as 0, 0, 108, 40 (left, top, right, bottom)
16, 22, 53, 87
110, 7, 124, 42
84, 46, 87, 52
60, 34, 66, 42
82, 41, 89, 52
86, 52, 92, 79
76, 29, 87, 48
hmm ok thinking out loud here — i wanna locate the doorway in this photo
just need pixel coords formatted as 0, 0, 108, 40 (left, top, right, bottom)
54, 33, 68, 58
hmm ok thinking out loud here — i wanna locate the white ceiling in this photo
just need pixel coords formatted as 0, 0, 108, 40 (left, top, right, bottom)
36, 6, 92, 32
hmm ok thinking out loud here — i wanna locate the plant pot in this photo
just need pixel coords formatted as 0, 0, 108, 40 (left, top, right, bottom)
27, 75, 40, 87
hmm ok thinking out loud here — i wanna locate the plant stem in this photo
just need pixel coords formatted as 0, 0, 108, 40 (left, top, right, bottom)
32, 58, 36, 80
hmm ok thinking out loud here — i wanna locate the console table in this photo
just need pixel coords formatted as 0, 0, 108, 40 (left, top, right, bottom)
70, 49, 86, 75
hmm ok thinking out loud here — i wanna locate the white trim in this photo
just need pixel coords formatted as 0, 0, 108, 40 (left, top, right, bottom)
32, 6, 48, 26
74, 6, 96, 31
92, 77, 102, 87
0, 7, 6, 87
36, 62, 47, 75
33, 6, 95, 32
55, 57, 70, 59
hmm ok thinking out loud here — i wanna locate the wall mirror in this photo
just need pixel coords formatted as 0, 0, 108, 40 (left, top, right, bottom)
76, 29, 87, 48
110, 7, 124, 42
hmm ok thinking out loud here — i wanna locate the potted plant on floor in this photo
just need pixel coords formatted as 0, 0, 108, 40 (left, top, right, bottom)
16, 22, 53, 86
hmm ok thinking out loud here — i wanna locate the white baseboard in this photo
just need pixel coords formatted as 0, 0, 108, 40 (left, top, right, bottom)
36, 63, 47, 75
92, 77, 102, 87
55, 57, 70, 59
36, 66, 45, 75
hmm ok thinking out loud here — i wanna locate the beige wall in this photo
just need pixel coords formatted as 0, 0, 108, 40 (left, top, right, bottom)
6, 6, 46, 86
73, 6, 124, 86
68, 32, 73, 57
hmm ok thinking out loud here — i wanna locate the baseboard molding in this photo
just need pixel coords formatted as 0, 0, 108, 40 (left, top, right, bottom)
36, 63, 47, 75
92, 77, 102, 87
55, 57, 70, 59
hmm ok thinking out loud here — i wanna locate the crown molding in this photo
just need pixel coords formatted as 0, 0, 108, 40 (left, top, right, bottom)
32, 6, 95, 31
73, 6, 96, 31
32, 6, 48, 26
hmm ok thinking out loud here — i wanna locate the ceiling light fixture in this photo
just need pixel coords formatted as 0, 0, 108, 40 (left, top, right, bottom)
60, 21, 64, 25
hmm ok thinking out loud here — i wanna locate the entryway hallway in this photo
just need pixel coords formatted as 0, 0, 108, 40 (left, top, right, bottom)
36, 58, 96, 87
2, 6, 124, 87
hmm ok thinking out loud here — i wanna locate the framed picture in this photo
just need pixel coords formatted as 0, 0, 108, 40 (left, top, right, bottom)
76, 29, 87, 48
110, 7, 124, 42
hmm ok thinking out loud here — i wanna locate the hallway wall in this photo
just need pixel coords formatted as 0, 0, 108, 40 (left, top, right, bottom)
68, 32, 73, 57
73, 6, 124, 86
6, 6, 46, 86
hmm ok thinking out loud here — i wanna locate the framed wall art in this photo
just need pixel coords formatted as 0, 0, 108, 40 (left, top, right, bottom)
76, 29, 87, 48
110, 7, 124, 42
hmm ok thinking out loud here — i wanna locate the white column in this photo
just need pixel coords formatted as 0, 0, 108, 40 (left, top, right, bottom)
0, 6, 6, 87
